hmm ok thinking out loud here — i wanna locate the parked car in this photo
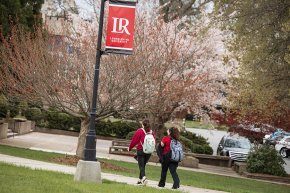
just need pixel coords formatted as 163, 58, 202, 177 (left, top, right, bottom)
264, 135, 284, 146
275, 136, 290, 158
217, 134, 251, 162
229, 124, 271, 144
263, 129, 290, 146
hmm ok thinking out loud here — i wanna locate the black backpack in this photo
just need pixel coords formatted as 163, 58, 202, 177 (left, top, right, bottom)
156, 143, 164, 163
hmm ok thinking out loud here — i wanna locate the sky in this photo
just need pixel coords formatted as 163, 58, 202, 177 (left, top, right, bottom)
74, 0, 96, 21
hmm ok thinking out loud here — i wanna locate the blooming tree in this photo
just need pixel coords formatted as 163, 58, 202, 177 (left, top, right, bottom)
0, 4, 227, 156
112, 10, 228, 133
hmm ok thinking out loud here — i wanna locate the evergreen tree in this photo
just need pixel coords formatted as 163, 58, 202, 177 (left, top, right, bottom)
215, 0, 290, 128
0, 0, 44, 36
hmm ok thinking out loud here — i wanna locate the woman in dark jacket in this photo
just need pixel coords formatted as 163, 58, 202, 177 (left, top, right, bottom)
158, 127, 180, 189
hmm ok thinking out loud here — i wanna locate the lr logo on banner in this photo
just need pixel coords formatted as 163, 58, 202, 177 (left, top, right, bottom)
111, 17, 131, 35
105, 1, 136, 55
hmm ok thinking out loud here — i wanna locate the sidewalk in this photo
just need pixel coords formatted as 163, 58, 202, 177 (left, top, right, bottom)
0, 153, 227, 193
0, 132, 240, 178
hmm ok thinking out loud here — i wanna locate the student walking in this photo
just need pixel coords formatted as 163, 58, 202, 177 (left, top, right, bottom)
158, 127, 182, 189
128, 119, 156, 185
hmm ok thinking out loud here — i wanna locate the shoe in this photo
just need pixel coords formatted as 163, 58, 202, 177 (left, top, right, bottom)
158, 182, 165, 188
137, 179, 142, 185
172, 185, 180, 189
141, 176, 148, 186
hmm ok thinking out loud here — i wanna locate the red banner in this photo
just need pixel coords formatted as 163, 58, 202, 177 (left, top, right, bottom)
105, 1, 136, 55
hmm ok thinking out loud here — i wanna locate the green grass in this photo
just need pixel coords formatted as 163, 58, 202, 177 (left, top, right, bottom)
0, 144, 63, 162
103, 117, 136, 123
185, 120, 229, 131
0, 162, 177, 193
164, 120, 215, 129
185, 120, 215, 129
102, 159, 290, 193
0, 145, 290, 193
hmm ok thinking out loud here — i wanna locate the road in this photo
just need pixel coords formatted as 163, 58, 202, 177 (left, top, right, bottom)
186, 128, 227, 155
284, 158, 290, 174
186, 127, 290, 174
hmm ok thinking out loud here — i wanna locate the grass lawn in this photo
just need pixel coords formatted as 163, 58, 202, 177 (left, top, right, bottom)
102, 159, 290, 193
0, 162, 176, 193
185, 120, 215, 129
0, 145, 290, 193
185, 120, 229, 131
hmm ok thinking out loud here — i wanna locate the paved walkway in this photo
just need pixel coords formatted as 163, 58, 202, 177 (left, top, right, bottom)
0, 132, 240, 178
0, 153, 227, 193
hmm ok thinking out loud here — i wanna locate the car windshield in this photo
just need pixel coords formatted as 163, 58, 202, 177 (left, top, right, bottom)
224, 138, 251, 149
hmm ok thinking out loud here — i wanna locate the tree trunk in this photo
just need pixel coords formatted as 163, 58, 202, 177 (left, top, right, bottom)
76, 117, 90, 158
148, 113, 166, 141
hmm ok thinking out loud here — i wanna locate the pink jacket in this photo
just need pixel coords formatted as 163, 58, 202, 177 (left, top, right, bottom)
128, 128, 156, 151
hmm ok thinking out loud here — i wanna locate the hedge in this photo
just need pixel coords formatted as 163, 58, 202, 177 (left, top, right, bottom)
96, 120, 140, 138
126, 130, 213, 155
25, 108, 81, 132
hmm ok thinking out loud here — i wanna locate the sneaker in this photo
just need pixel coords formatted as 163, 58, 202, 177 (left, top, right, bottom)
172, 185, 180, 189
158, 182, 165, 188
141, 176, 148, 186
137, 180, 142, 185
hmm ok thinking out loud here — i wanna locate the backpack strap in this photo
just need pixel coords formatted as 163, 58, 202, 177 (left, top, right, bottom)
140, 128, 152, 146
170, 137, 177, 145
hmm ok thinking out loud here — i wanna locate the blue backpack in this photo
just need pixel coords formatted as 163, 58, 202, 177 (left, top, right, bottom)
170, 139, 184, 162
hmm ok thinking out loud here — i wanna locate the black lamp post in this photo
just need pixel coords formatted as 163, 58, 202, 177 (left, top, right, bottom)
83, 0, 106, 161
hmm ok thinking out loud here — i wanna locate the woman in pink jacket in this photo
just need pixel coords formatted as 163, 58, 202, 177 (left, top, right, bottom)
128, 119, 156, 185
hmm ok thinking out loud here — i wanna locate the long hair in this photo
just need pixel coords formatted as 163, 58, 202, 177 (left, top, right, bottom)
169, 127, 180, 140
142, 119, 151, 132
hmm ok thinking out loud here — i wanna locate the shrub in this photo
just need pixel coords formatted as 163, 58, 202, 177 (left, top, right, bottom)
191, 144, 205, 154
180, 132, 213, 155
126, 131, 135, 140
113, 121, 140, 138
96, 120, 113, 136
181, 131, 209, 145
246, 144, 287, 176
96, 120, 140, 139
18, 101, 28, 113
43, 110, 81, 131
203, 144, 214, 155
25, 107, 43, 122
179, 136, 193, 152
0, 95, 9, 118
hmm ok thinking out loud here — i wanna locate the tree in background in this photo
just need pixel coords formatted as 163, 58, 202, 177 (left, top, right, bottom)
215, 0, 290, 130
120, 12, 227, 135
0, 0, 44, 36
0, 4, 226, 157
159, 0, 212, 22
0, 23, 142, 157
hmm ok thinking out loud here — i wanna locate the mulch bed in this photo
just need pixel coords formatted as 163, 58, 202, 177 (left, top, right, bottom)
49, 155, 130, 172
243, 172, 290, 184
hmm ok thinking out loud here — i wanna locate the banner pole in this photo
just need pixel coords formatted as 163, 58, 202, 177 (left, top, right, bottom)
84, 0, 106, 161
